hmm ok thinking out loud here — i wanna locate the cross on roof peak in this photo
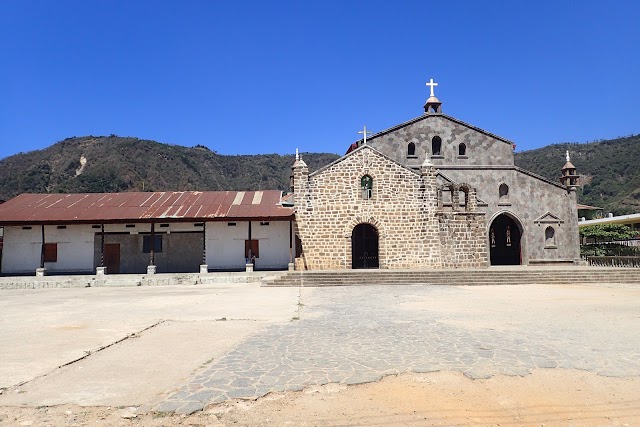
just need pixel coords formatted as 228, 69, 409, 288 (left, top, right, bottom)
425, 78, 438, 97
358, 125, 373, 145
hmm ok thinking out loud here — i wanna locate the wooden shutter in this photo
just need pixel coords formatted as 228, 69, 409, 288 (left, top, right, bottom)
44, 243, 58, 262
245, 239, 259, 258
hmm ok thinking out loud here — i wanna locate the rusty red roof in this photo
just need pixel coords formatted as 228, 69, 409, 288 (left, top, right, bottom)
0, 191, 294, 225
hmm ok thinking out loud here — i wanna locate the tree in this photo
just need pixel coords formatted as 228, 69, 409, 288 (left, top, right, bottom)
579, 224, 635, 242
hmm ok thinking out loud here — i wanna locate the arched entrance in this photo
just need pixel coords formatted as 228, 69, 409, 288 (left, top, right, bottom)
351, 223, 379, 269
489, 213, 522, 265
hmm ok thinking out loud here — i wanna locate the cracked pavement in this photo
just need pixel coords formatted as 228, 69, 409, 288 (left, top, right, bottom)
152, 284, 640, 414
1, 282, 639, 414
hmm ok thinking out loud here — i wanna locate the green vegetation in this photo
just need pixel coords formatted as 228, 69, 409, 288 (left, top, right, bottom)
515, 134, 640, 215
579, 224, 635, 241
579, 224, 638, 257
1, 132, 638, 218
0, 136, 340, 200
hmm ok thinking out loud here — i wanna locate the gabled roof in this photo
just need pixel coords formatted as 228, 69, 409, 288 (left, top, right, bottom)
311, 144, 420, 178
534, 212, 565, 224
347, 113, 514, 153
0, 191, 294, 225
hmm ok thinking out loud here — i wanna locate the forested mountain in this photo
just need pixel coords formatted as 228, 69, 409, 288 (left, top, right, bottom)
514, 134, 640, 215
0, 133, 638, 215
0, 136, 339, 200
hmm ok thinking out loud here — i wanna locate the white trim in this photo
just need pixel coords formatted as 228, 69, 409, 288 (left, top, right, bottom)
578, 213, 640, 227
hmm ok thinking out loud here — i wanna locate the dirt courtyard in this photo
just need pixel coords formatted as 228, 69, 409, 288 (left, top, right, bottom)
2, 369, 639, 426
1, 281, 639, 426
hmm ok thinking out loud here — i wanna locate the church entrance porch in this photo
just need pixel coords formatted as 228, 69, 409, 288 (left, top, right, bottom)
351, 223, 379, 269
489, 214, 522, 265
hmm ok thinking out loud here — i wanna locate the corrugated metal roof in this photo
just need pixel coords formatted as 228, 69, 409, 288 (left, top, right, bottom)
577, 204, 602, 210
0, 191, 294, 225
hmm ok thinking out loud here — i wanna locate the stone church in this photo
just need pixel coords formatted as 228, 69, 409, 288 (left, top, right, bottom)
0, 80, 581, 276
291, 80, 581, 270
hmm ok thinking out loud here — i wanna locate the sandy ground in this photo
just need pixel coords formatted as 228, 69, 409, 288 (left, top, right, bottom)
2, 282, 639, 426
1, 369, 638, 426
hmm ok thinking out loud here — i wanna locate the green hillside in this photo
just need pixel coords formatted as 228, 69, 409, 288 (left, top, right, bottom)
0, 136, 340, 200
1, 133, 638, 215
514, 134, 640, 215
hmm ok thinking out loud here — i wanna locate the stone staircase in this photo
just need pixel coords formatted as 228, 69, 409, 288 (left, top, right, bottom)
263, 267, 640, 287
0, 271, 284, 290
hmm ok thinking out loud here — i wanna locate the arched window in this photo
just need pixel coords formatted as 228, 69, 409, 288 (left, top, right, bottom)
459, 184, 472, 212
499, 183, 509, 204
431, 136, 442, 156
458, 143, 467, 156
361, 175, 373, 200
407, 142, 416, 157
545, 226, 556, 247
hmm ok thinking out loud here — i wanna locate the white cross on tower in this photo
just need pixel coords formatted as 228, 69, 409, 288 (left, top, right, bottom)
358, 125, 373, 144
425, 78, 438, 97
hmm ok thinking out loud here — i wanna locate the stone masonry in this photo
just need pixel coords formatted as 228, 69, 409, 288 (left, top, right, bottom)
363, 108, 580, 265
291, 90, 580, 269
292, 146, 487, 270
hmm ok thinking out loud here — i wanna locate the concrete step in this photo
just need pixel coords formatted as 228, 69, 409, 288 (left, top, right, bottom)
265, 268, 640, 287
0, 271, 283, 290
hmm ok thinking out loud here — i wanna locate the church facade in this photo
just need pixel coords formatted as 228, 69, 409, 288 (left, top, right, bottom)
0, 81, 581, 276
291, 82, 581, 270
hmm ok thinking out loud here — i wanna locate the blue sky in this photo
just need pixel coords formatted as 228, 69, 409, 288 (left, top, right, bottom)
1, 1, 639, 159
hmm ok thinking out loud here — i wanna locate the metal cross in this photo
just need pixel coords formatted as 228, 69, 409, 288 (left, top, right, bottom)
358, 125, 372, 145
425, 78, 438, 97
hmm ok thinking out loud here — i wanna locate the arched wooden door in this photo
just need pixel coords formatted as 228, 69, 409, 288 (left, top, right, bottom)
351, 223, 379, 269
489, 214, 522, 265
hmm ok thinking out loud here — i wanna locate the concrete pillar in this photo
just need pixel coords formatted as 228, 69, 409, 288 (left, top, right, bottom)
36, 267, 46, 277
96, 266, 107, 275
40, 225, 46, 269
245, 263, 254, 272
147, 265, 157, 275
199, 264, 208, 274
149, 222, 156, 266
100, 224, 105, 267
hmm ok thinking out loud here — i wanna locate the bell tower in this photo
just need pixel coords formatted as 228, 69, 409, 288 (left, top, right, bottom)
423, 78, 442, 114
559, 150, 580, 190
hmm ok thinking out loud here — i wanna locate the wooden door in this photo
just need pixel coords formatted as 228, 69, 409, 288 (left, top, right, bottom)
104, 243, 120, 274
351, 223, 379, 269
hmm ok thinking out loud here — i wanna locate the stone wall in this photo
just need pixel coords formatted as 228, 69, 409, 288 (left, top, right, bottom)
293, 146, 443, 270
435, 183, 488, 268
359, 109, 580, 266
439, 167, 580, 264
292, 146, 488, 270
366, 114, 515, 169
438, 212, 488, 268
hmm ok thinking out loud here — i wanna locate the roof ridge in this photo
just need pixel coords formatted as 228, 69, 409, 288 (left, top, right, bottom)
349, 113, 514, 146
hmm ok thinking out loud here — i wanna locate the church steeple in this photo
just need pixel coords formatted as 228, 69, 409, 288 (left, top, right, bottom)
424, 78, 442, 114
560, 150, 580, 190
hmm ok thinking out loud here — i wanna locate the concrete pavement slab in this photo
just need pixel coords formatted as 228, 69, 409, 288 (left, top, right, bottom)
0, 283, 299, 388
0, 320, 262, 406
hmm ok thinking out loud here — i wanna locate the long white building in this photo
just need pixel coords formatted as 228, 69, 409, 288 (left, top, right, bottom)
0, 191, 294, 275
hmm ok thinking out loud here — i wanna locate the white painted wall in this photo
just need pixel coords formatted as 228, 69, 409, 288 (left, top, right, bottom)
205, 221, 249, 269
252, 221, 291, 268
101, 222, 204, 233
1, 225, 95, 274
1, 220, 288, 274
205, 221, 291, 270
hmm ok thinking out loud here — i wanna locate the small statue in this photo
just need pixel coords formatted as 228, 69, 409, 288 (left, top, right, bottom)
490, 228, 496, 247
506, 226, 511, 246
